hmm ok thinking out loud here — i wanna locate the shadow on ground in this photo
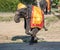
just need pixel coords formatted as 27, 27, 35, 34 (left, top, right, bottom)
11, 35, 44, 43
11, 35, 31, 43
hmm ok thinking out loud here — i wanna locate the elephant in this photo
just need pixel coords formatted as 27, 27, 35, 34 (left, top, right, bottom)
14, 4, 48, 45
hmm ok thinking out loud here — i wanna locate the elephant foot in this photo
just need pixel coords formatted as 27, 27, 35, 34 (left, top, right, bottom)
45, 28, 48, 31
29, 36, 38, 45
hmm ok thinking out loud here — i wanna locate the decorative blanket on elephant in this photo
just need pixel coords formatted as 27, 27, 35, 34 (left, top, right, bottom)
30, 6, 44, 29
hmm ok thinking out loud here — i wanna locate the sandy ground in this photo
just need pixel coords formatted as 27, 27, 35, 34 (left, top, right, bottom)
0, 20, 60, 43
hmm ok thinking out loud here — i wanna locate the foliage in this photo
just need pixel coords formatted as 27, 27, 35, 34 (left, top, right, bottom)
53, 0, 59, 5
19, 0, 35, 5
0, 0, 19, 12
0, 0, 35, 12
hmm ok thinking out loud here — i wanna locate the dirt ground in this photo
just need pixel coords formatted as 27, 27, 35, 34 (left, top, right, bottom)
0, 19, 60, 43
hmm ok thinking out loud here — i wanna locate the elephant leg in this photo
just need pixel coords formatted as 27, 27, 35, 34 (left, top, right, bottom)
25, 18, 31, 35
29, 28, 40, 45
25, 18, 40, 45
45, 6, 48, 14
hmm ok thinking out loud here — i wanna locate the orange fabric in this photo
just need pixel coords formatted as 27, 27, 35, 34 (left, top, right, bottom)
46, 0, 50, 11
30, 6, 44, 29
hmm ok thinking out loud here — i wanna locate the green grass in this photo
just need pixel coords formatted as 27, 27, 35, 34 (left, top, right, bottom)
55, 10, 60, 13
0, 0, 19, 12
45, 16, 58, 22
0, 16, 13, 22
45, 16, 59, 27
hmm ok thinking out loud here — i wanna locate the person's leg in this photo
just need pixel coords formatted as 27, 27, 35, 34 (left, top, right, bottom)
48, 0, 51, 14
47, 0, 51, 14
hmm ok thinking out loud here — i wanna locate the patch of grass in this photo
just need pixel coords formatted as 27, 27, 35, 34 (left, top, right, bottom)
45, 16, 59, 27
45, 16, 58, 22
0, 16, 13, 22
55, 10, 60, 13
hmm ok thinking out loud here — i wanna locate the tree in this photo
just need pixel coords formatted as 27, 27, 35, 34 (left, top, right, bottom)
53, 0, 59, 6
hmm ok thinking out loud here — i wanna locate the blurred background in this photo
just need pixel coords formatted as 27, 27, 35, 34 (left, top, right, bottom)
0, 0, 60, 12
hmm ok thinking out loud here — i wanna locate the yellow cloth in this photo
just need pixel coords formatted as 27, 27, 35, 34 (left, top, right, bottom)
32, 6, 43, 24
31, 6, 44, 29
17, 3, 27, 10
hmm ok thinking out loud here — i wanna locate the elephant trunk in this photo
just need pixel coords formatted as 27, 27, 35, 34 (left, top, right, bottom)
14, 11, 20, 23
